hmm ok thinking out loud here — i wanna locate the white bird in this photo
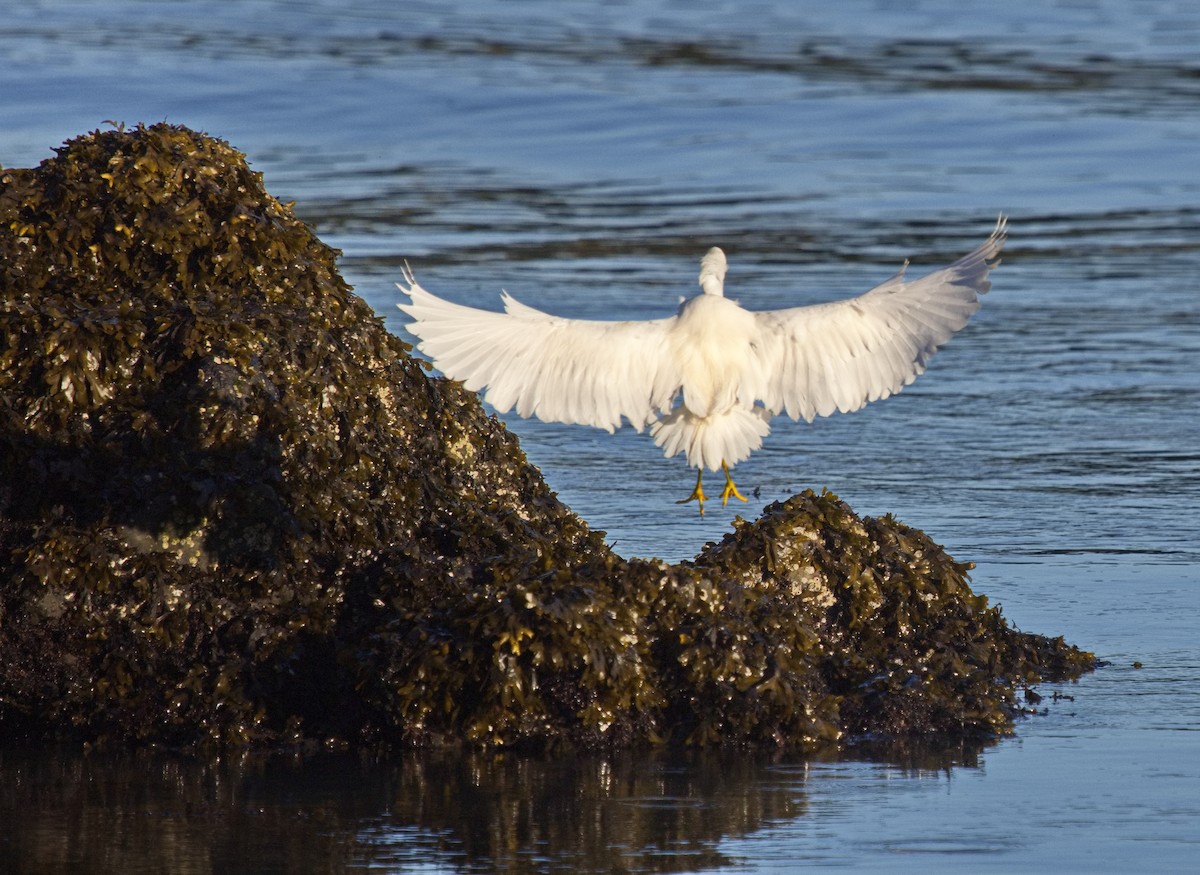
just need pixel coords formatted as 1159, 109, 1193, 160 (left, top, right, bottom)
397, 216, 1006, 515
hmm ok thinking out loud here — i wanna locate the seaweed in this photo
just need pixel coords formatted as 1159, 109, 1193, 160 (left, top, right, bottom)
0, 124, 1093, 751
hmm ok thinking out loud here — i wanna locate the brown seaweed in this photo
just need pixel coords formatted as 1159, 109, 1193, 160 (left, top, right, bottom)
0, 124, 1093, 751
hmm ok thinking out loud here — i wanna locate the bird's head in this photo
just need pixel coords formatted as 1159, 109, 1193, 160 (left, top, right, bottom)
698, 247, 727, 296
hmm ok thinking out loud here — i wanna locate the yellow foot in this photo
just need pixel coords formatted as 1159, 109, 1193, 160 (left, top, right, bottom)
720, 461, 747, 507
676, 469, 707, 516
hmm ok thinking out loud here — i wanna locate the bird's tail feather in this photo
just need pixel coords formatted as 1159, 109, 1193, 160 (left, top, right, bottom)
651, 406, 771, 471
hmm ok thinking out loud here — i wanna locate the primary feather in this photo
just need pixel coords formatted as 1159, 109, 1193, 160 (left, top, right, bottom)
397, 216, 1006, 473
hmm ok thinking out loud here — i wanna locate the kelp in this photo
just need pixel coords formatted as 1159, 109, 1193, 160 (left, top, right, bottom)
0, 124, 1092, 751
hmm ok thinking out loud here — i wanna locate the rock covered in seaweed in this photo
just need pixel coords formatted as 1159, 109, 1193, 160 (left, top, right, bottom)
0, 124, 1092, 751
691, 494, 1091, 738
0, 122, 599, 748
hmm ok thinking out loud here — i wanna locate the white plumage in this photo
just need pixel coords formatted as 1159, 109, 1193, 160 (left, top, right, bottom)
397, 216, 1006, 512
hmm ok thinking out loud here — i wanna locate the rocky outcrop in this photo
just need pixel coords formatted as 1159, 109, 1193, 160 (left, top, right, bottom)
0, 124, 1092, 750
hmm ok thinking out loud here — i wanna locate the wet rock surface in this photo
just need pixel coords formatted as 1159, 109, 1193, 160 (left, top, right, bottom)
0, 124, 1093, 751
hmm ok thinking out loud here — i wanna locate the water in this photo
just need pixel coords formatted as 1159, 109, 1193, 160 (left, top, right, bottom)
2, 0, 1199, 871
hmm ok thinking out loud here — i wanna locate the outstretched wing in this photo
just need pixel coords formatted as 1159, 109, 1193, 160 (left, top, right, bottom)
751, 217, 1006, 422
397, 268, 681, 432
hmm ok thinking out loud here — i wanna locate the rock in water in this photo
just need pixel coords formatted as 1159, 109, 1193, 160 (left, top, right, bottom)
0, 124, 1093, 751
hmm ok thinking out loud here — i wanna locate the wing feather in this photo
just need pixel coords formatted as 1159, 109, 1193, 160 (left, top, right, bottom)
397, 268, 679, 432
753, 217, 1006, 421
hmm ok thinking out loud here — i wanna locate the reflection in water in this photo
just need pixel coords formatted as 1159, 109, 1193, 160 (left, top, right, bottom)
0, 740, 988, 874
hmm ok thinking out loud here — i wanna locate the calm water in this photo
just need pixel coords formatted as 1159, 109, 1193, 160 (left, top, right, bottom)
2, 1, 1199, 872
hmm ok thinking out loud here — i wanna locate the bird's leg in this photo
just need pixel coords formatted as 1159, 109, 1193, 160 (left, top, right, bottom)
677, 469, 707, 516
719, 461, 748, 507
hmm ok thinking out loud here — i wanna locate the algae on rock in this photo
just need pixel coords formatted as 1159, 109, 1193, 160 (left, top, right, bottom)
0, 124, 1092, 751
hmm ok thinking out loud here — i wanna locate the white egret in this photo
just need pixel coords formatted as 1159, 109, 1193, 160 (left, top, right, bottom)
397, 217, 1006, 515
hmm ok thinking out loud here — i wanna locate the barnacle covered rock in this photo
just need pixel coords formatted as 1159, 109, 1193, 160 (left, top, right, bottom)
0, 124, 1092, 751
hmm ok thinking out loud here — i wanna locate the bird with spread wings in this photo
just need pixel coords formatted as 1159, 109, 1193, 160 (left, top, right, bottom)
398, 217, 1006, 515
